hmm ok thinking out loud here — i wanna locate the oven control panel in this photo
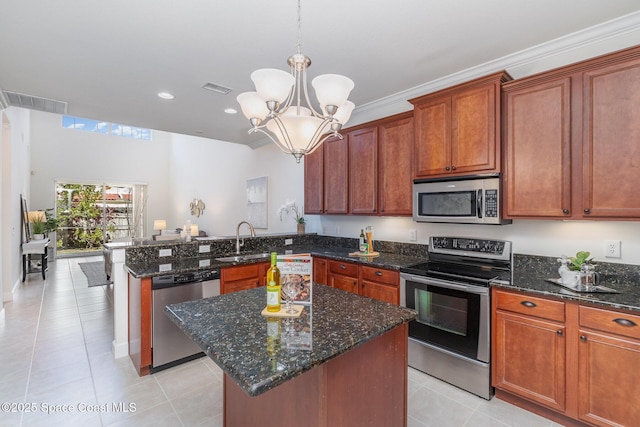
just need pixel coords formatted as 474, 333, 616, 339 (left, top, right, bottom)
430, 237, 511, 259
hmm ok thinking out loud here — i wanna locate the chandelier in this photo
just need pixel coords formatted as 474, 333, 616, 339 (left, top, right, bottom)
236, 0, 355, 163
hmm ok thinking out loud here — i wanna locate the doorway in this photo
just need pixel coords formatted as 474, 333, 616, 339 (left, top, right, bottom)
54, 182, 147, 256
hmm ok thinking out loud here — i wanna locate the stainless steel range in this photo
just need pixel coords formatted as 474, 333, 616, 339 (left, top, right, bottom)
400, 236, 512, 399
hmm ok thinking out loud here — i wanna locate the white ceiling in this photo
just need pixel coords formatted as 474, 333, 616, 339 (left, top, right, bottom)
1, 0, 640, 146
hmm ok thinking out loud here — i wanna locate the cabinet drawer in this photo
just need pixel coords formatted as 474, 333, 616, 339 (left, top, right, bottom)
579, 305, 640, 340
360, 266, 398, 286
222, 264, 261, 282
328, 260, 359, 277
495, 290, 565, 323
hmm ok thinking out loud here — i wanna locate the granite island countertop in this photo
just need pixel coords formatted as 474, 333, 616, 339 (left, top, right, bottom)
164, 283, 416, 397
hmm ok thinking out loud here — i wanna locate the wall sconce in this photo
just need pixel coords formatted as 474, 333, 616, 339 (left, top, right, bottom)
153, 219, 167, 235
190, 199, 205, 217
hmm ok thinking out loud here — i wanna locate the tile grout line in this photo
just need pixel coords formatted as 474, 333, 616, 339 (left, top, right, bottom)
19, 270, 49, 427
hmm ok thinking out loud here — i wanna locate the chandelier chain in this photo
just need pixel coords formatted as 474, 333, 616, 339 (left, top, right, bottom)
296, 0, 303, 55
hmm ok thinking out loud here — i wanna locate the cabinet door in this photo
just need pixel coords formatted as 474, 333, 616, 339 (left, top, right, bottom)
361, 280, 398, 305
329, 273, 358, 294
451, 84, 498, 174
323, 136, 349, 214
378, 115, 413, 216
503, 78, 572, 218
582, 58, 640, 218
577, 330, 640, 426
313, 257, 328, 286
413, 96, 451, 177
304, 146, 324, 214
493, 310, 566, 412
348, 127, 378, 214
221, 264, 262, 294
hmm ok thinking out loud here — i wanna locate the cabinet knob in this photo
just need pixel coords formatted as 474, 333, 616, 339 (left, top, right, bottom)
562, 209, 570, 215
580, 335, 587, 342
451, 165, 456, 171
445, 166, 450, 171
556, 330, 563, 337
584, 208, 591, 214
340, 265, 346, 269
520, 300, 537, 308
375, 271, 383, 276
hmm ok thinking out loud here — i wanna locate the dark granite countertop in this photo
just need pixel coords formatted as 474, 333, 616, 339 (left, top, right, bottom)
126, 245, 426, 278
164, 283, 416, 397
497, 254, 640, 313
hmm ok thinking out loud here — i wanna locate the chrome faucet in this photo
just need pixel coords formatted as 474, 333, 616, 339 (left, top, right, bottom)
236, 221, 256, 254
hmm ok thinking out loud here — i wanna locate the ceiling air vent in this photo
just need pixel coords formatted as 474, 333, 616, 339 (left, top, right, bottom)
202, 82, 233, 95
2, 90, 68, 114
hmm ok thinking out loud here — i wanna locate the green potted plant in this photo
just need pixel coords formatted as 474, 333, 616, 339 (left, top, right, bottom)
31, 217, 46, 240
278, 199, 305, 234
568, 251, 592, 271
43, 208, 60, 234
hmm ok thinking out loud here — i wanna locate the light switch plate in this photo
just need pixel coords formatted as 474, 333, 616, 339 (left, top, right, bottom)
199, 244, 211, 253
285, 239, 293, 245
409, 229, 417, 242
159, 248, 172, 257
199, 259, 211, 267
159, 263, 172, 272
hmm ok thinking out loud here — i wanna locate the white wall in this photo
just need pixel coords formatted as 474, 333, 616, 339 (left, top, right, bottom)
167, 134, 304, 236
0, 107, 32, 302
29, 110, 173, 238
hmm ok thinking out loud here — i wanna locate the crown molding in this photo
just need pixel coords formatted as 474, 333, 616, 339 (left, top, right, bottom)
349, 10, 640, 127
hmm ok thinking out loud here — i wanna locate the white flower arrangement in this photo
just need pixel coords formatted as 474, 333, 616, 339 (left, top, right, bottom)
278, 199, 305, 224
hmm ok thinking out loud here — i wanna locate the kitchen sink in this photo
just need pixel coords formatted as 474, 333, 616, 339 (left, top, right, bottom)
215, 252, 271, 263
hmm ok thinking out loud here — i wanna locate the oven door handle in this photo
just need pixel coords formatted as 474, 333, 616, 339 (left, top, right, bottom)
402, 274, 488, 294
477, 189, 483, 219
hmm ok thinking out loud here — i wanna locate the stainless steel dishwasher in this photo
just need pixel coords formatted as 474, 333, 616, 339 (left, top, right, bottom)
151, 269, 220, 371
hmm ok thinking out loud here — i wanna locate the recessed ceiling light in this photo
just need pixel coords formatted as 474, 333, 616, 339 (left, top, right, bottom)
224, 108, 237, 114
158, 92, 175, 100
195, 130, 204, 134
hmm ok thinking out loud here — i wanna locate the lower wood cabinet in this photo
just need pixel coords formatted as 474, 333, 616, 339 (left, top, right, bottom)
322, 257, 400, 305
493, 288, 640, 426
221, 262, 269, 294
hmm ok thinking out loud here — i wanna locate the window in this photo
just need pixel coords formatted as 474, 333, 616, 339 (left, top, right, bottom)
62, 116, 152, 140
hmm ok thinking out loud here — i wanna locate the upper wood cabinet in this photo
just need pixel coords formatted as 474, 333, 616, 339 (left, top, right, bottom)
378, 115, 414, 216
304, 112, 413, 217
348, 127, 378, 214
323, 136, 349, 214
410, 71, 511, 178
303, 146, 324, 215
503, 46, 640, 220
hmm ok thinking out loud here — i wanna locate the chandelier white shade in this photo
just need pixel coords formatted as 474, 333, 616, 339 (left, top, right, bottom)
236, 0, 355, 163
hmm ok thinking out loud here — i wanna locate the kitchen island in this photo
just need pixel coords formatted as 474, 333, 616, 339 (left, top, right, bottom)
165, 283, 416, 427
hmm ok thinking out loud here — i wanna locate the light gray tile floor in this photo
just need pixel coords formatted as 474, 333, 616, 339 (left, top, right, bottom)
0, 256, 562, 426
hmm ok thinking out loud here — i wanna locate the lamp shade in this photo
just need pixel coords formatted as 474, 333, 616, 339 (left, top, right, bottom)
153, 220, 167, 231
331, 100, 355, 126
251, 68, 295, 104
237, 91, 269, 121
312, 74, 354, 109
266, 108, 326, 151
190, 224, 199, 237
27, 211, 46, 223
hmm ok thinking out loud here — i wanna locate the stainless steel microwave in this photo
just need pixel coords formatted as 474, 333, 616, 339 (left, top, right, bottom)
413, 175, 511, 225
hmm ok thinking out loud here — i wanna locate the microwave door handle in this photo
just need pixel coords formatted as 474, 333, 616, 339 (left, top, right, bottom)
477, 190, 483, 218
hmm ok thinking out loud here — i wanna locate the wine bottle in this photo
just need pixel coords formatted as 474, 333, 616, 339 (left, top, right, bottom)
359, 229, 367, 252
266, 252, 281, 312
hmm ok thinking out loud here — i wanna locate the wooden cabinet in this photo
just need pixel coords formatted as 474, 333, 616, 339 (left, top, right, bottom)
325, 258, 400, 305
323, 136, 349, 214
129, 275, 152, 376
577, 306, 640, 426
360, 265, 400, 305
503, 46, 640, 220
493, 288, 640, 426
328, 259, 359, 294
313, 256, 328, 286
221, 262, 269, 294
304, 146, 324, 214
410, 71, 510, 178
304, 112, 413, 217
493, 291, 566, 412
378, 114, 414, 216
348, 127, 378, 214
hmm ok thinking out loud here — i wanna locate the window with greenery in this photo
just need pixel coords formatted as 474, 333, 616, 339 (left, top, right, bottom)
62, 116, 152, 140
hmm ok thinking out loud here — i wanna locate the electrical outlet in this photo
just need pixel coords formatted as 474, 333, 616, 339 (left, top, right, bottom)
604, 240, 621, 258
409, 229, 417, 242
198, 244, 211, 253
335, 226, 341, 235
285, 238, 293, 245
159, 248, 172, 257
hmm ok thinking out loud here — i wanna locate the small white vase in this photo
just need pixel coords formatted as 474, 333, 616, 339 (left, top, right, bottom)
33, 234, 45, 240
